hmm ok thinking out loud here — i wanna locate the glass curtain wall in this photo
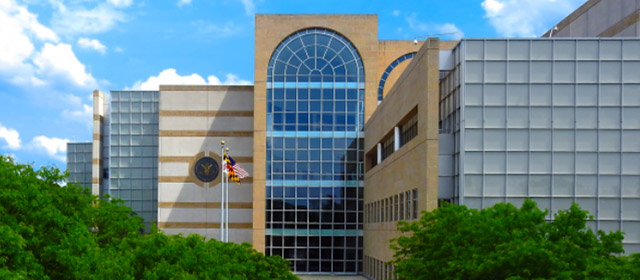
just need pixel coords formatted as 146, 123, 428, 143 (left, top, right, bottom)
458, 39, 640, 254
109, 91, 159, 232
265, 28, 365, 273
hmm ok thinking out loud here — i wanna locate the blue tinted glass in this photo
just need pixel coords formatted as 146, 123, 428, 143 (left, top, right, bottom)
266, 28, 364, 273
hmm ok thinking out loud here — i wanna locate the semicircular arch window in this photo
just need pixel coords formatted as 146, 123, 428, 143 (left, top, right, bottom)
378, 52, 416, 101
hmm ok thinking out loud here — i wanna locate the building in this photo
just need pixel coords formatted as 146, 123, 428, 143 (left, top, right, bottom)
65, 2, 640, 278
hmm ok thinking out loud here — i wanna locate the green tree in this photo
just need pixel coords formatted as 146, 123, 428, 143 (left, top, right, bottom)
0, 156, 297, 279
390, 199, 640, 280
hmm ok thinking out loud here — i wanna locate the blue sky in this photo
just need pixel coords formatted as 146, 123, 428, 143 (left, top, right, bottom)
0, 0, 586, 169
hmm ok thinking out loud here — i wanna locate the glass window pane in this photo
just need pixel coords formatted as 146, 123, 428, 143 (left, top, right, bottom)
530, 130, 551, 151
553, 108, 574, 129
530, 175, 551, 196
576, 61, 598, 83
576, 108, 597, 128
485, 130, 505, 151
553, 85, 574, 106
531, 85, 551, 105
508, 62, 528, 83
507, 152, 528, 173
576, 153, 597, 174
484, 85, 505, 105
623, 108, 640, 129
576, 85, 598, 106
485, 62, 506, 83
485, 107, 506, 128
552, 153, 574, 173
464, 175, 482, 196
530, 152, 551, 173
465, 107, 483, 128
599, 108, 620, 129
553, 62, 575, 83
599, 131, 621, 152
553, 130, 574, 151
465, 84, 482, 105
507, 129, 528, 151
507, 85, 528, 106
485, 152, 506, 173
576, 175, 597, 196
507, 175, 528, 196
485, 175, 505, 196
622, 154, 640, 175
465, 152, 483, 174
600, 62, 621, 83
530, 107, 551, 128
507, 108, 528, 128
599, 153, 621, 174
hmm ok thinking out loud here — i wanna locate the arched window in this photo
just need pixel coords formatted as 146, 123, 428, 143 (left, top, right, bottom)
377, 52, 416, 101
265, 28, 365, 274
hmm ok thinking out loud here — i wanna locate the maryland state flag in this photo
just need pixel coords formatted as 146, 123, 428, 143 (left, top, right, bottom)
224, 153, 249, 184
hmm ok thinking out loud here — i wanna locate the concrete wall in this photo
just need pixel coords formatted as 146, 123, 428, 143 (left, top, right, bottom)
157, 85, 254, 243
362, 38, 441, 279
543, 0, 640, 37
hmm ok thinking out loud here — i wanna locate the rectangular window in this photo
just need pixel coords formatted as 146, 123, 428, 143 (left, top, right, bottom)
394, 195, 399, 221
405, 191, 411, 219
399, 193, 404, 220
401, 114, 418, 146
381, 136, 394, 161
412, 189, 418, 219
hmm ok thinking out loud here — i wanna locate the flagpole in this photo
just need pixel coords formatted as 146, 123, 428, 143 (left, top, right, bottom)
220, 140, 225, 242
225, 147, 230, 242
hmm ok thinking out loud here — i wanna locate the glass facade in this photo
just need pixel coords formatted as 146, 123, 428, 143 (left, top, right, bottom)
66, 142, 93, 189
109, 91, 159, 231
454, 39, 640, 254
265, 28, 365, 273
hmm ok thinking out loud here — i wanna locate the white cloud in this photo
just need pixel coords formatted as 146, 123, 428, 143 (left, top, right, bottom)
481, 0, 586, 37
239, 0, 255, 15
33, 43, 97, 88
0, 123, 21, 150
193, 20, 242, 37
392, 10, 400, 16
114, 46, 124, 52
50, 2, 127, 36
62, 103, 93, 128
130, 68, 251, 90
31, 136, 68, 162
0, 0, 58, 83
405, 13, 464, 39
77, 37, 106, 54
108, 0, 133, 8
177, 0, 192, 7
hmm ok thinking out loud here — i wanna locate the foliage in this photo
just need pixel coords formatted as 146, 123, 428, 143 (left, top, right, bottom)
0, 156, 297, 279
391, 199, 640, 280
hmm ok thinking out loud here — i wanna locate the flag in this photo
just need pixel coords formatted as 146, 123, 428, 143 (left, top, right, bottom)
224, 153, 249, 184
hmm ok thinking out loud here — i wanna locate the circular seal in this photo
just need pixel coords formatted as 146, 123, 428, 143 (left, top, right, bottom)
193, 156, 219, 183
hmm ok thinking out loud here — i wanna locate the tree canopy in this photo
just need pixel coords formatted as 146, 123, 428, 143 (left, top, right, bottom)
391, 199, 640, 280
0, 156, 297, 279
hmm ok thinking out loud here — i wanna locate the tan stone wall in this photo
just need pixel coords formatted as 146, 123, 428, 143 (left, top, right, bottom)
363, 39, 441, 266
377, 40, 459, 101
157, 85, 254, 243
377, 41, 420, 100
253, 14, 380, 253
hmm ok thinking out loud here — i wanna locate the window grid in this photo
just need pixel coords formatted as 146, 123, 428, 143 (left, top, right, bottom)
457, 39, 640, 253
109, 91, 159, 232
265, 28, 365, 273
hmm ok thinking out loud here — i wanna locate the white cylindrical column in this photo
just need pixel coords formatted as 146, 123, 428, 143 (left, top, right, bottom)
377, 143, 382, 164
394, 126, 401, 151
